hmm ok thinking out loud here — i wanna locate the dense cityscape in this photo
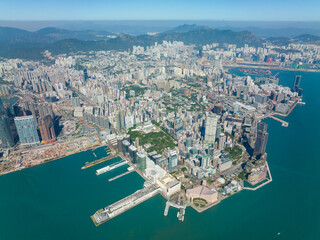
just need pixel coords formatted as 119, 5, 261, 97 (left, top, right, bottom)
2, 0, 320, 237
0, 34, 309, 224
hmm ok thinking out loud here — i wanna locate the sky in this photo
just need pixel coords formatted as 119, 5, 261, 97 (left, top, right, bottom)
0, 0, 319, 21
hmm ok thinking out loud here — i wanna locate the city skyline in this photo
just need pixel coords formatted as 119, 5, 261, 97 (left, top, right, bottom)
0, 0, 319, 238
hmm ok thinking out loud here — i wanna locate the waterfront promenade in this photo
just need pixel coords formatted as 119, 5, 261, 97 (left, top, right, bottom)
269, 116, 289, 127
243, 161, 273, 191
226, 63, 320, 73
91, 183, 161, 226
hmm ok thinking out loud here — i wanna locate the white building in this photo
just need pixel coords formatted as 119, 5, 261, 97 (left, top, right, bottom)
156, 173, 181, 197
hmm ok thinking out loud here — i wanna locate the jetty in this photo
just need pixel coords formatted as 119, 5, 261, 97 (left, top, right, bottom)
164, 201, 186, 221
108, 167, 134, 182
91, 182, 161, 226
81, 154, 118, 170
269, 115, 289, 127
96, 160, 128, 175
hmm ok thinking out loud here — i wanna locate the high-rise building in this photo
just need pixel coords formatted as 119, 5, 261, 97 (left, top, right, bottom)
120, 110, 125, 130
216, 125, 221, 141
117, 136, 124, 153
71, 97, 81, 108
38, 115, 56, 143
83, 69, 88, 84
204, 113, 219, 145
136, 152, 146, 172
185, 137, 193, 149
200, 154, 211, 168
253, 123, 269, 157
255, 94, 268, 104
168, 150, 178, 172
218, 133, 226, 150
0, 99, 15, 148
122, 140, 130, 156
129, 145, 137, 163
213, 105, 223, 115
38, 104, 54, 119
14, 115, 40, 146
116, 110, 125, 132
23, 101, 36, 118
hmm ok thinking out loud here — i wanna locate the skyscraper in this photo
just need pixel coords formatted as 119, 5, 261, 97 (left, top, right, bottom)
204, 113, 219, 145
38, 104, 54, 119
136, 152, 146, 172
83, 69, 88, 85
129, 145, 137, 163
0, 99, 15, 148
38, 115, 56, 143
215, 125, 221, 141
120, 110, 125, 130
218, 133, 226, 150
23, 101, 36, 119
168, 150, 178, 172
117, 135, 124, 153
116, 110, 125, 132
71, 97, 81, 108
14, 115, 40, 146
200, 154, 211, 168
253, 123, 269, 157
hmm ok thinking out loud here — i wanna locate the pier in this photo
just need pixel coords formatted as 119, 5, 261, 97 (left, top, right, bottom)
108, 167, 134, 182
269, 115, 289, 127
91, 182, 161, 226
96, 160, 128, 175
164, 201, 186, 221
81, 153, 118, 170
286, 100, 299, 116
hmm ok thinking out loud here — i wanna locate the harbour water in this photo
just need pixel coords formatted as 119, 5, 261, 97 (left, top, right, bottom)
0, 69, 320, 239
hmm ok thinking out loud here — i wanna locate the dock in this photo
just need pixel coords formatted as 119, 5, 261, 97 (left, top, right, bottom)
91, 182, 161, 226
108, 167, 134, 182
96, 160, 127, 175
108, 170, 132, 182
273, 100, 299, 118
164, 201, 186, 221
286, 100, 299, 116
269, 115, 289, 127
81, 154, 118, 170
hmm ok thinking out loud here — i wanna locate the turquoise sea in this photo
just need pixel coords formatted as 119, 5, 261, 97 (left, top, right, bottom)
0, 69, 319, 239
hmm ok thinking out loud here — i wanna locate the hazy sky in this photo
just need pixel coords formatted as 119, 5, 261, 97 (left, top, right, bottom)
0, 0, 319, 21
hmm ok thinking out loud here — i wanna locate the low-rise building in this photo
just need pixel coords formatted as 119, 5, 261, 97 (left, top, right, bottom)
218, 157, 232, 172
186, 183, 218, 204
156, 173, 181, 197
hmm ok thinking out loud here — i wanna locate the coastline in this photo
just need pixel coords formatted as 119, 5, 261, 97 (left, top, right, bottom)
190, 160, 273, 214
0, 143, 104, 176
226, 63, 320, 73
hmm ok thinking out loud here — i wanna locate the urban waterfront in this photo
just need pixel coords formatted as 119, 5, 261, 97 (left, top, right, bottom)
0, 69, 319, 240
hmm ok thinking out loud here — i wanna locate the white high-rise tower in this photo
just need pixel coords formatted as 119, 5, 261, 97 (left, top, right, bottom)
204, 113, 219, 145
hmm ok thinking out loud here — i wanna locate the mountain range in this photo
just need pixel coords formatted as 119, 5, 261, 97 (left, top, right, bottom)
0, 24, 319, 60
